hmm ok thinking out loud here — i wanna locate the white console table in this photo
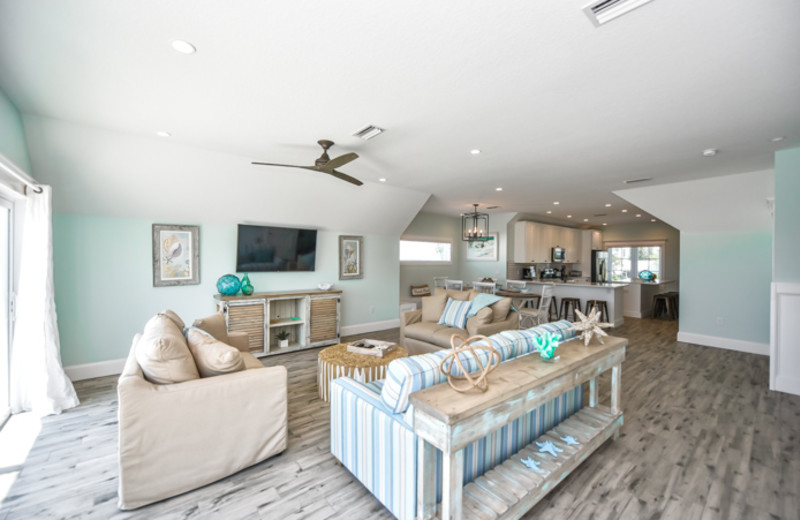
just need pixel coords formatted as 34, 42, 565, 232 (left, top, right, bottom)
409, 336, 626, 520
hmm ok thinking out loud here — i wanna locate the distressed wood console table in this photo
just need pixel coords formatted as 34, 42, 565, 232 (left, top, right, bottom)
409, 336, 626, 520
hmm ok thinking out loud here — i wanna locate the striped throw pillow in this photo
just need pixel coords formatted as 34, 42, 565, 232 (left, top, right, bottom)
437, 298, 472, 329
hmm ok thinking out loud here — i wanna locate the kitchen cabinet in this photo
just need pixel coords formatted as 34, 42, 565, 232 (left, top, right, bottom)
592, 230, 604, 250
515, 221, 582, 264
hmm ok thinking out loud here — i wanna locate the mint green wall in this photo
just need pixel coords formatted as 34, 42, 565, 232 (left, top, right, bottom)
774, 147, 800, 283
53, 214, 399, 365
680, 230, 772, 343
0, 87, 30, 171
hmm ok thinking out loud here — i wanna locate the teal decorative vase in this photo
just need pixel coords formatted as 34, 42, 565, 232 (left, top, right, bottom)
216, 274, 241, 296
241, 273, 254, 296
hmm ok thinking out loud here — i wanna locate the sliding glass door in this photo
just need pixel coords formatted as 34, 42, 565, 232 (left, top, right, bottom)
0, 197, 12, 425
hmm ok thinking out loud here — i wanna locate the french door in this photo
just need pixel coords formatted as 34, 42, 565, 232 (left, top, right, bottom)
0, 197, 12, 425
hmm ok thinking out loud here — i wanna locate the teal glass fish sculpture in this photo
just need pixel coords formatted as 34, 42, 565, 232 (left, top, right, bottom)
534, 332, 560, 360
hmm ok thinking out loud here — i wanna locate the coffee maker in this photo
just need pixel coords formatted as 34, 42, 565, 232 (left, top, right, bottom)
522, 266, 537, 280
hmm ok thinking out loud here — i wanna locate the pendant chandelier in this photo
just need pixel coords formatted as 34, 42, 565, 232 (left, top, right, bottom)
462, 203, 490, 241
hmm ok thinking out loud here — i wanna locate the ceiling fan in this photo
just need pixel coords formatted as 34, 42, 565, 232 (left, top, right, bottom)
251, 140, 363, 186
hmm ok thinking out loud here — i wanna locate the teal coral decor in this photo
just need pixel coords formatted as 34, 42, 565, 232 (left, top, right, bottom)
240, 273, 254, 295
216, 274, 241, 296
534, 332, 560, 361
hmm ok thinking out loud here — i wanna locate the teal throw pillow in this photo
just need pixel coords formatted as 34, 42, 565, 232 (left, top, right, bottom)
438, 298, 472, 329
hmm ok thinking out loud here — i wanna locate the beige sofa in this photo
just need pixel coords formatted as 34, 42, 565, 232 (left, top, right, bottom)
117, 310, 287, 510
400, 288, 519, 355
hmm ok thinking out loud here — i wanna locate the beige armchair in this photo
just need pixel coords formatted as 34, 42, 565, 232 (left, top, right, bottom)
117, 312, 287, 510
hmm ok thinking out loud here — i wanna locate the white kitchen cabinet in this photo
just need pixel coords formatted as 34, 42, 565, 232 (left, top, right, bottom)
515, 221, 584, 264
592, 230, 604, 250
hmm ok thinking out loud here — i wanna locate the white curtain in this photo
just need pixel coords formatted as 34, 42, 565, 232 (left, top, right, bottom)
10, 185, 79, 416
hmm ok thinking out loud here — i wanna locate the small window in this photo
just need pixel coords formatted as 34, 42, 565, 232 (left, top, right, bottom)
609, 246, 662, 282
400, 239, 452, 264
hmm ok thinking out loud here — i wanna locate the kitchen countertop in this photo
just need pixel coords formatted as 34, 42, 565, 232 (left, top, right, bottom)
519, 280, 629, 289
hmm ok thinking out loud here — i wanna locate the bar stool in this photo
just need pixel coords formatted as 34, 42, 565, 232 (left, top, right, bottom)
559, 297, 582, 321
652, 293, 678, 320
586, 299, 609, 322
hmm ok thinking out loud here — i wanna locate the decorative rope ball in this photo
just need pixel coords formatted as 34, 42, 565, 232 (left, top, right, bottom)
439, 334, 501, 393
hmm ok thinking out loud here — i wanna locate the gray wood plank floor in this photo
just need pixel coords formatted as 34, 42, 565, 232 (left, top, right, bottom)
1, 319, 798, 519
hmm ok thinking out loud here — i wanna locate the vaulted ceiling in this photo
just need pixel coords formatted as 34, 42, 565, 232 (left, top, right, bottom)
0, 0, 798, 229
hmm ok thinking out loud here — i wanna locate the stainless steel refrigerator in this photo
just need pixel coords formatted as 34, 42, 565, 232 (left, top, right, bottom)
591, 250, 609, 283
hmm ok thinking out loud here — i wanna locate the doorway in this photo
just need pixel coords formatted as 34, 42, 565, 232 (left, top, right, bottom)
0, 197, 12, 425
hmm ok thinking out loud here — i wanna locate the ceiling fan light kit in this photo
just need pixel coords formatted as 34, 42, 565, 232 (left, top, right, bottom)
252, 140, 363, 186
462, 203, 490, 242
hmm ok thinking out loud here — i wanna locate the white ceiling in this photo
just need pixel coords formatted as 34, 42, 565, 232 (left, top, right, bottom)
0, 0, 798, 228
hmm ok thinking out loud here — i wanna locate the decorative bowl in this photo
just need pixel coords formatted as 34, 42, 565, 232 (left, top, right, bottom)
217, 274, 241, 295
317, 283, 333, 291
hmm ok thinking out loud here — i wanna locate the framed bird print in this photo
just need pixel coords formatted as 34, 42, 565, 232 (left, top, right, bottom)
152, 224, 200, 286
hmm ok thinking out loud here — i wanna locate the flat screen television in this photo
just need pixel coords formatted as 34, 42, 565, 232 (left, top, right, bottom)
236, 224, 317, 272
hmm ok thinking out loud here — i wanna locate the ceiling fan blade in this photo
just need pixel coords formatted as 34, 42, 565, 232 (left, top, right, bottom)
327, 169, 363, 186
251, 161, 316, 171
321, 152, 359, 171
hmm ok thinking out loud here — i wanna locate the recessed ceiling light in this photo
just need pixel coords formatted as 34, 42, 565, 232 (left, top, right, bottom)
470, 149, 481, 155
636, 214, 642, 217
379, 178, 386, 182
495, 187, 502, 191
621, 209, 628, 213
156, 131, 171, 137
602, 223, 608, 226
553, 201, 560, 205
567, 215, 572, 218
702, 148, 718, 157
651, 218, 657, 222
604, 203, 612, 207
583, 218, 589, 222
171, 40, 196, 54
770, 136, 785, 142
546, 210, 552, 214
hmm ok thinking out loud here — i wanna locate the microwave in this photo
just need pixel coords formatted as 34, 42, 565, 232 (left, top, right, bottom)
551, 247, 565, 263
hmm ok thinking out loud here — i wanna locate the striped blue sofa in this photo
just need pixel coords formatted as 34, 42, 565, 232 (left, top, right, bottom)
330, 321, 582, 520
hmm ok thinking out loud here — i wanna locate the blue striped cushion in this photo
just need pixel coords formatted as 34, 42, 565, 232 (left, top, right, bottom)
437, 298, 472, 329
382, 321, 577, 414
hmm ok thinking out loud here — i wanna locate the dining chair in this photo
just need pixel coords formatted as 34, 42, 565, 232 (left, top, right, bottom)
519, 285, 554, 329
472, 281, 496, 294
433, 276, 448, 289
444, 279, 464, 291
505, 280, 527, 290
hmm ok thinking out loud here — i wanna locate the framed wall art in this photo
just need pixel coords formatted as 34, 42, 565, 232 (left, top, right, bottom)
152, 224, 200, 286
465, 233, 499, 261
339, 235, 363, 280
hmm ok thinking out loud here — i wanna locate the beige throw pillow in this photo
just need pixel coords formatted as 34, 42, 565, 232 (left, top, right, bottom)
490, 298, 512, 322
135, 314, 199, 384
466, 307, 493, 328
434, 288, 473, 301
192, 312, 229, 343
158, 309, 185, 330
421, 293, 448, 322
185, 328, 246, 378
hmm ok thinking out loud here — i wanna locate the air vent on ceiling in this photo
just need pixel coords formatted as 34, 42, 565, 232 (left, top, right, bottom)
487, 206, 500, 210
593, 213, 607, 217
352, 125, 386, 141
623, 177, 653, 184
583, 0, 655, 27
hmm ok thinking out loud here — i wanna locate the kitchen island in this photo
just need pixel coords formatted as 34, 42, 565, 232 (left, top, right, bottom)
622, 279, 677, 318
514, 280, 628, 326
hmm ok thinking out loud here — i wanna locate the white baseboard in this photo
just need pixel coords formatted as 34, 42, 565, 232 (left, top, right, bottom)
677, 331, 769, 356
341, 318, 401, 337
65, 358, 126, 381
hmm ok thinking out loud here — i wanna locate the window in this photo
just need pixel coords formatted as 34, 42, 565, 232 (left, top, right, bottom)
400, 238, 452, 264
609, 245, 662, 282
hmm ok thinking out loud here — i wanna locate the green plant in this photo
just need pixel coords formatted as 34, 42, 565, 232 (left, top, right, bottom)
275, 330, 291, 341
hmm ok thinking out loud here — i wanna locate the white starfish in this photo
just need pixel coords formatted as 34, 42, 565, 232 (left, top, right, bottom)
521, 457, 545, 474
536, 440, 563, 458
561, 435, 580, 446
572, 306, 614, 346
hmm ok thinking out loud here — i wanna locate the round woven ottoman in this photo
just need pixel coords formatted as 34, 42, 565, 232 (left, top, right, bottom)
317, 343, 408, 402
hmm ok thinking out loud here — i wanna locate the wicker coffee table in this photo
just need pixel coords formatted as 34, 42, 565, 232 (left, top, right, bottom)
317, 343, 407, 402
